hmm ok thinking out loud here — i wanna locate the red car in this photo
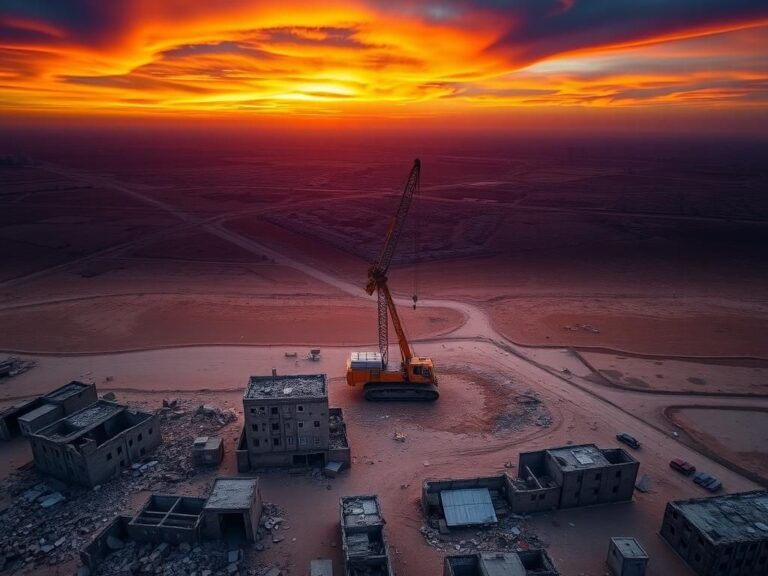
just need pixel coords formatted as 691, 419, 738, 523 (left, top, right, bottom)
670, 458, 696, 475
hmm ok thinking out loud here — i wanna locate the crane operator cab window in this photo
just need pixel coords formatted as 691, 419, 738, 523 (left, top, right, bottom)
412, 365, 432, 378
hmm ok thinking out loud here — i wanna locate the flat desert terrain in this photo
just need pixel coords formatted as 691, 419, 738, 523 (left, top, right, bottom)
0, 133, 766, 575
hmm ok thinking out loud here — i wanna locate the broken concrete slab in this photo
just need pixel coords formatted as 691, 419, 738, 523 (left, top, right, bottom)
39, 492, 66, 508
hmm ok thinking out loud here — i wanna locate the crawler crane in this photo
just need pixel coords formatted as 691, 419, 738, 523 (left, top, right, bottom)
345, 159, 439, 401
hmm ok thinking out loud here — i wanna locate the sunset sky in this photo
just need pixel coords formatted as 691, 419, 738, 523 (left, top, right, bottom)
1, 1, 768, 131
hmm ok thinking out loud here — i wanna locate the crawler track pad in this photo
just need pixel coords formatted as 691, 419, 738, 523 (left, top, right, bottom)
363, 382, 439, 401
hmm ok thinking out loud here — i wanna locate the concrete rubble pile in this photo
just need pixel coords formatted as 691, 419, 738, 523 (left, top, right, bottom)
0, 400, 236, 574
420, 512, 546, 556
88, 539, 281, 576
0, 356, 34, 379
254, 503, 289, 550
495, 390, 553, 432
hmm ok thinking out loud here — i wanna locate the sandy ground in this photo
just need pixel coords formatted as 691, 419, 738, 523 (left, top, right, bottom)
581, 352, 768, 395
2, 341, 764, 576
0, 294, 462, 352
666, 407, 768, 482
1, 149, 767, 575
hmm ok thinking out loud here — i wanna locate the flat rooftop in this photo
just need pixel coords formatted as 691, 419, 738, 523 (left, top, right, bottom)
341, 495, 383, 528
204, 478, 258, 510
245, 374, 326, 400
39, 400, 125, 441
18, 403, 61, 423
44, 381, 89, 402
547, 444, 610, 470
611, 537, 648, 559
671, 490, 768, 544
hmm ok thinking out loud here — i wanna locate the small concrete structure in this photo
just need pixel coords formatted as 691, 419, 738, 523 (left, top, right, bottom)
192, 436, 224, 467
29, 399, 161, 486
340, 495, 394, 576
201, 477, 262, 542
444, 551, 559, 576
0, 381, 97, 440
607, 537, 648, 576
236, 374, 350, 470
660, 490, 768, 576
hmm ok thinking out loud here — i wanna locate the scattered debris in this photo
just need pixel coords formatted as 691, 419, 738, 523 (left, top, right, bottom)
562, 323, 600, 334
0, 356, 35, 379
392, 431, 407, 442
0, 399, 237, 574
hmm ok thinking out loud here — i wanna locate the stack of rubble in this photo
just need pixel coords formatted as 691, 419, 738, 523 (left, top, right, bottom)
254, 504, 288, 550
0, 400, 237, 574
420, 512, 546, 556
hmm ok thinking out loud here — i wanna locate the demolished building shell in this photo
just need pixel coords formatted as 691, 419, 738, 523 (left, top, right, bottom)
423, 444, 639, 529
0, 381, 97, 440
236, 374, 350, 470
443, 550, 559, 576
340, 494, 395, 576
660, 490, 768, 576
81, 477, 262, 572
30, 399, 161, 487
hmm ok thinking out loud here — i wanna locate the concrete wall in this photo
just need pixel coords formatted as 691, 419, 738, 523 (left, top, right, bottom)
243, 396, 329, 459
236, 428, 250, 472
0, 398, 42, 440
18, 405, 63, 436
508, 483, 560, 514
47, 383, 98, 415
80, 516, 130, 573
81, 412, 161, 486
607, 541, 647, 576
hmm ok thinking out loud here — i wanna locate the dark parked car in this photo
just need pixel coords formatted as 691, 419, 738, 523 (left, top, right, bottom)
693, 471, 722, 492
670, 458, 696, 475
616, 432, 640, 449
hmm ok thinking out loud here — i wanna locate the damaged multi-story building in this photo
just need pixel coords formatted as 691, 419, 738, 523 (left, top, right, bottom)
660, 490, 768, 576
340, 494, 394, 576
236, 373, 350, 470
0, 381, 97, 440
29, 399, 161, 487
422, 444, 639, 530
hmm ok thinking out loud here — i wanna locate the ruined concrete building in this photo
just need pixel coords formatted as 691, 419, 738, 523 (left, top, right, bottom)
0, 381, 97, 440
236, 374, 350, 469
444, 551, 559, 576
30, 399, 161, 487
81, 477, 262, 572
340, 494, 394, 576
660, 490, 768, 576
511, 444, 638, 511
422, 444, 639, 530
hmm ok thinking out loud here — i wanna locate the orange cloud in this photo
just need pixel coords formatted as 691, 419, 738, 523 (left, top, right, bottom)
0, 0, 766, 124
